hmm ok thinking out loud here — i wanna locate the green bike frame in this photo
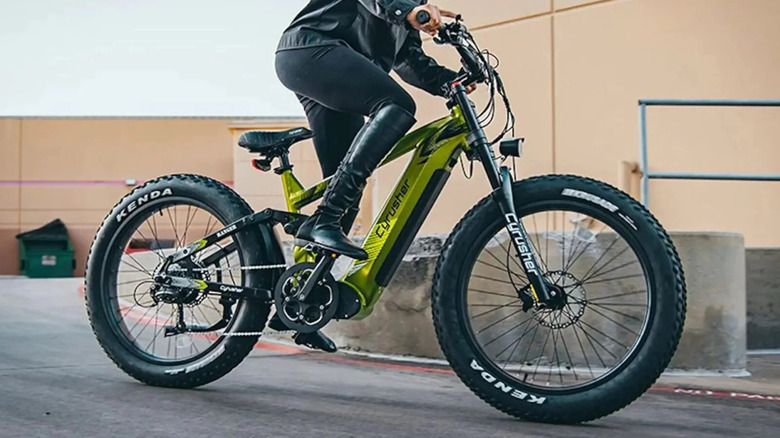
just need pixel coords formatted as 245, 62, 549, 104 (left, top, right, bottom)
162, 85, 551, 323
280, 106, 470, 319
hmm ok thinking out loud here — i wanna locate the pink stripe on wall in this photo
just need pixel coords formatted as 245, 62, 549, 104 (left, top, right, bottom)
0, 180, 234, 187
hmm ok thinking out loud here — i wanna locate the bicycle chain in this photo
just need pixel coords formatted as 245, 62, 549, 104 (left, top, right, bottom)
166, 263, 296, 337
168, 264, 288, 273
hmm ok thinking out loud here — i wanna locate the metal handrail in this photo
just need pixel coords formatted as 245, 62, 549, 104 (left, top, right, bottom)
638, 99, 780, 206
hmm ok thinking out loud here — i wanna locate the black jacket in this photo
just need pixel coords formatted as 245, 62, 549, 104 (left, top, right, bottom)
277, 0, 457, 97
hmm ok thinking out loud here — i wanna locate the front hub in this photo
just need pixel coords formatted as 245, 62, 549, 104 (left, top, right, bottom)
518, 271, 587, 329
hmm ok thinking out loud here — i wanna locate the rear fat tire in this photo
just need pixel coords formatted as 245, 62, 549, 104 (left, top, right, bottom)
432, 174, 686, 423
85, 174, 278, 388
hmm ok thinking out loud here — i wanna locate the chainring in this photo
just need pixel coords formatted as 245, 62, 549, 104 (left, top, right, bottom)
273, 262, 339, 334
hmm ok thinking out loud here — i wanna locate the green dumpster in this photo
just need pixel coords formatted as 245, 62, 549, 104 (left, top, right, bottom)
16, 219, 76, 278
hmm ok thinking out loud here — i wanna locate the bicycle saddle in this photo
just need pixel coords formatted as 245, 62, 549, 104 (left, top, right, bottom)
238, 127, 313, 154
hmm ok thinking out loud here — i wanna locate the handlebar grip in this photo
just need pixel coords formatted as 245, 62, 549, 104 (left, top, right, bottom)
416, 10, 431, 25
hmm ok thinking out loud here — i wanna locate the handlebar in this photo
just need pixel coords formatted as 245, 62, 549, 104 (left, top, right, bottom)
414, 12, 488, 88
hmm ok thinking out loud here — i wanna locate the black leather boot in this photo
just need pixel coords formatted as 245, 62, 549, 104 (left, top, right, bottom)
295, 104, 416, 259
339, 198, 362, 235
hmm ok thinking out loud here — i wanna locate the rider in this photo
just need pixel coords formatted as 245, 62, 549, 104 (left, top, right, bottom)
268, 0, 475, 352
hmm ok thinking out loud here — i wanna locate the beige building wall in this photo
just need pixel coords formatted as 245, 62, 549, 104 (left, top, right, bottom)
235, 0, 780, 246
2, 0, 780, 276
0, 118, 238, 275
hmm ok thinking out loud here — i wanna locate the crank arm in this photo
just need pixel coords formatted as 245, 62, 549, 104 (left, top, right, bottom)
296, 253, 337, 302
154, 275, 273, 301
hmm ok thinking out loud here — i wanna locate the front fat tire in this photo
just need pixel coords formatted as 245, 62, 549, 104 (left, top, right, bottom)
85, 174, 275, 388
432, 174, 686, 424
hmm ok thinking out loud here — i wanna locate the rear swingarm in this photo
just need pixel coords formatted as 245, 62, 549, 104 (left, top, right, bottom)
152, 208, 304, 303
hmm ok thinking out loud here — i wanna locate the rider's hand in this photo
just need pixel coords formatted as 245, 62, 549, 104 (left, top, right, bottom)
465, 83, 477, 94
407, 4, 458, 36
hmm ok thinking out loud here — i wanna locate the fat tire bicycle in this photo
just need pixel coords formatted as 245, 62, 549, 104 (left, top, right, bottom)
85, 16, 686, 424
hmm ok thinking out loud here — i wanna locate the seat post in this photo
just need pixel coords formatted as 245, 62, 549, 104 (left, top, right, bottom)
274, 146, 294, 175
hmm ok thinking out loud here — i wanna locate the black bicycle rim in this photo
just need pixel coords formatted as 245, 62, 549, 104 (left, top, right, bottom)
459, 200, 655, 394
100, 197, 247, 366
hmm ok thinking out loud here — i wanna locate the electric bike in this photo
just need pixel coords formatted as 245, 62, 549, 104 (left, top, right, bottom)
84, 16, 686, 424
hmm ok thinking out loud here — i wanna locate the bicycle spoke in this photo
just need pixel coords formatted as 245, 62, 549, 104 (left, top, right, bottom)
576, 234, 622, 279
490, 236, 524, 274
165, 207, 182, 249
564, 223, 609, 272
468, 287, 519, 300
494, 316, 534, 363
146, 309, 173, 352
531, 321, 553, 381
586, 304, 640, 336
482, 313, 536, 347
582, 273, 645, 286
571, 319, 597, 377
559, 323, 578, 381
470, 303, 524, 308
526, 214, 550, 274
134, 227, 165, 262
120, 258, 152, 277
471, 274, 515, 286
576, 318, 626, 357
471, 299, 522, 319
587, 290, 646, 302
125, 305, 157, 335
477, 307, 526, 335
571, 297, 645, 321
574, 320, 611, 365
465, 206, 655, 391
581, 259, 639, 285
518, 318, 542, 371
181, 205, 194, 248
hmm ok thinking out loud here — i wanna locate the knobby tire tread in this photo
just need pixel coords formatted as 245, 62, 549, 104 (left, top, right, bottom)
431, 174, 686, 424
85, 174, 271, 389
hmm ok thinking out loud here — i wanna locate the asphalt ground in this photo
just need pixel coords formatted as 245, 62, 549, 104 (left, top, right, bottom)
0, 278, 778, 438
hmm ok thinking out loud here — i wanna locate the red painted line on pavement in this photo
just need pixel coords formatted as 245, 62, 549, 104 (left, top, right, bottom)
313, 355, 455, 375
650, 386, 780, 402
75, 284, 780, 402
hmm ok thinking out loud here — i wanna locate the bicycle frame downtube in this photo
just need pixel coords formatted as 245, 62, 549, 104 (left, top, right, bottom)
339, 108, 469, 319
451, 83, 552, 304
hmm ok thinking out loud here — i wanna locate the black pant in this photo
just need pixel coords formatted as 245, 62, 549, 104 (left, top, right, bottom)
275, 45, 416, 178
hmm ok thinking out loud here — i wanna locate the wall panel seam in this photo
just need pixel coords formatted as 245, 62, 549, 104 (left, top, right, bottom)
17, 119, 22, 229
551, 11, 557, 174
463, 0, 628, 33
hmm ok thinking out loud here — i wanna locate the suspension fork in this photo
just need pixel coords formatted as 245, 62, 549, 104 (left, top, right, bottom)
451, 83, 553, 305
